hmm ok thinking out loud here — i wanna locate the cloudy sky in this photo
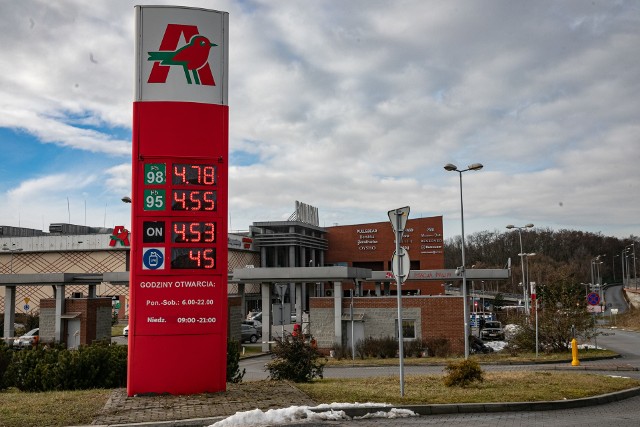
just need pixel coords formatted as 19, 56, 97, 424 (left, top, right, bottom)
0, 0, 638, 240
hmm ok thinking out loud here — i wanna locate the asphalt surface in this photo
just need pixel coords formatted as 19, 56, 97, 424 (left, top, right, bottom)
92, 328, 640, 427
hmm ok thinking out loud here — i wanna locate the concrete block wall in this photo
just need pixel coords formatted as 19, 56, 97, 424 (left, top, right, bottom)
39, 301, 55, 343
308, 307, 335, 348
96, 306, 112, 341
309, 295, 464, 354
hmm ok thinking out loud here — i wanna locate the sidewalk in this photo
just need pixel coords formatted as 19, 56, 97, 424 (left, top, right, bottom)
91, 381, 317, 426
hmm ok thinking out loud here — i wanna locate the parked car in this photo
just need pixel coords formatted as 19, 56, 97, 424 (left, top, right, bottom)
248, 311, 262, 322
242, 319, 262, 334
480, 321, 505, 341
13, 328, 39, 349
241, 324, 259, 343
123, 324, 129, 337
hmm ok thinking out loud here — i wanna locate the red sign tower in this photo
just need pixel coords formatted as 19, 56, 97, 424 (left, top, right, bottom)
129, 6, 229, 396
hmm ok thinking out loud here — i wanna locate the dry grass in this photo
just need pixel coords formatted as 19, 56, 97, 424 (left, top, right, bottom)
326, 348, 618, 367
296, 371, 640, 405
615, 306, 640, 331
0, 388, 111, 427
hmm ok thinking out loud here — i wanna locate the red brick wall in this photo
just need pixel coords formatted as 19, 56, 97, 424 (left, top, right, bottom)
325, 216, 445, 293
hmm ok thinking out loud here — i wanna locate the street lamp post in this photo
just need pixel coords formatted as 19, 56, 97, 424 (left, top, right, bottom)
591, 255, 605, 313
626, 244, 637, 289
521, 252, 537, 356
444, 162, 483, 359
506, 223, 534, 315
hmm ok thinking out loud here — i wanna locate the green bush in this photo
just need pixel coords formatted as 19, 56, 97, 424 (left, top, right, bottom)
0, 340, 13, 390
226, 340, 245, 383
443, 359, 484, 387
266, 333, 326, 382
7, 341, 127, 392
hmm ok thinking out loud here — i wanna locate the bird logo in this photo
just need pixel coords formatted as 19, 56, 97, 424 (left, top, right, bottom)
148, 34, 217, 85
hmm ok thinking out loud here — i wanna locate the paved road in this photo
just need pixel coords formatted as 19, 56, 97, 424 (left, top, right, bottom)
604, 284, 629, 314
239, 328, 640, 426
291, 394, 640, 426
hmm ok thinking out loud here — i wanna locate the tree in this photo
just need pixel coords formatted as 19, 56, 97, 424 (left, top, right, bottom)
492, 293, 505, 311
510, 281, 593, 352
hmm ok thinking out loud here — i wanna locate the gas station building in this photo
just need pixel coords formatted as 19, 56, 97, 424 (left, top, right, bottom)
1, 203, 509, 354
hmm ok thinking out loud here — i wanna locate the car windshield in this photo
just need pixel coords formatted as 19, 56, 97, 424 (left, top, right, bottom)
485, 322, 501, 328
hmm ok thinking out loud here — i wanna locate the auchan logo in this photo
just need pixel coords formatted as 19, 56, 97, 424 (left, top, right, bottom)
110, 226, 131, 247
147, 24, 217, 86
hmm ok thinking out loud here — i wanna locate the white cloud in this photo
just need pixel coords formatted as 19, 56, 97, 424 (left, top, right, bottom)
0, 0, 638, 238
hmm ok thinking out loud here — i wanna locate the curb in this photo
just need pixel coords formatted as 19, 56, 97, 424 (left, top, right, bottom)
86, 386, 640, 427
328, 386, 640, 417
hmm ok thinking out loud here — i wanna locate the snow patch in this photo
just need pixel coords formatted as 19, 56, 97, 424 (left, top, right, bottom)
209, 403, 417, 426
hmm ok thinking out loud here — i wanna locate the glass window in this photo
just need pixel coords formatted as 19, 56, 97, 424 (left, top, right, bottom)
395, 319, 416, 340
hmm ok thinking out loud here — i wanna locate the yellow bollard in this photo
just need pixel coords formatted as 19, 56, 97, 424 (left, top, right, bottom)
571, 338, 580, 366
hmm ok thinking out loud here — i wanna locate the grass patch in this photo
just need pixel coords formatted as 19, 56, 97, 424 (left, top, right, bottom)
325, 348, 619, 366
296, 371, 640, 405
0, 388, 111, 427
111, 324, 126, 336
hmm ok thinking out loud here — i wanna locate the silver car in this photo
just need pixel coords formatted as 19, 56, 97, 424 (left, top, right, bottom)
13, 328, 39, 348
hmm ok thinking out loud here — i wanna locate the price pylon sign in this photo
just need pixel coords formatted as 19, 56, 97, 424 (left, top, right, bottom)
129, 6, 229, 396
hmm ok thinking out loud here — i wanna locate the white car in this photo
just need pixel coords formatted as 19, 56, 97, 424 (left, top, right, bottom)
123, 325, 129, 337
13, 328, 39, 348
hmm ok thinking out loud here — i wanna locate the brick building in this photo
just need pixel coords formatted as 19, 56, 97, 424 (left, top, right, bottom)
325, 216, 446, 296
310, 295, 464, 354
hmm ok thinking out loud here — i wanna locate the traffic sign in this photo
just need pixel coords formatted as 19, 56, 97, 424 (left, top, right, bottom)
391, 247, 411, 284
388, 206, 410, 237
587, 292, 600, 306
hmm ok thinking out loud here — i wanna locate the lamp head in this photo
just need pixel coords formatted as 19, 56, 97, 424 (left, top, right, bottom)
468, 163, 483, 171
506, 225, 514, 229
444, 163, 458, 171
121, 196, 132, 204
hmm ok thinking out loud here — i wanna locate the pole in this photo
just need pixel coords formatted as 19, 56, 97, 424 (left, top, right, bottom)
621, 250, 626, 287
394, 210, 405, 397
350, 290, 355, 361
458, 172, 470, 359
517, 231, 528, 315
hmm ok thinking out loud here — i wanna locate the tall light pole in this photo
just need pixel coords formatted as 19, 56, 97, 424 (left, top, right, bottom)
521, 252, 537, 356
591, 255, 605, 313
506, 223, 534, 315
444, 162, 483, 359
626, 244, 637, 289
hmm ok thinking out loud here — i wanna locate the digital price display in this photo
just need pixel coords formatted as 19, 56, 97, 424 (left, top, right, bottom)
172, 163, 217, 186
171, 247, 216, 269
172, 222, 216, 243
172, 190, 216, 211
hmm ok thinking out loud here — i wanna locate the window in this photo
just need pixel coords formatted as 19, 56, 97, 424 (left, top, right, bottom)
395, 319, 416, 340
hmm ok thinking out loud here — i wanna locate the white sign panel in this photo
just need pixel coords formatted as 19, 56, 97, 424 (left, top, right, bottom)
135, 6, 228, 104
